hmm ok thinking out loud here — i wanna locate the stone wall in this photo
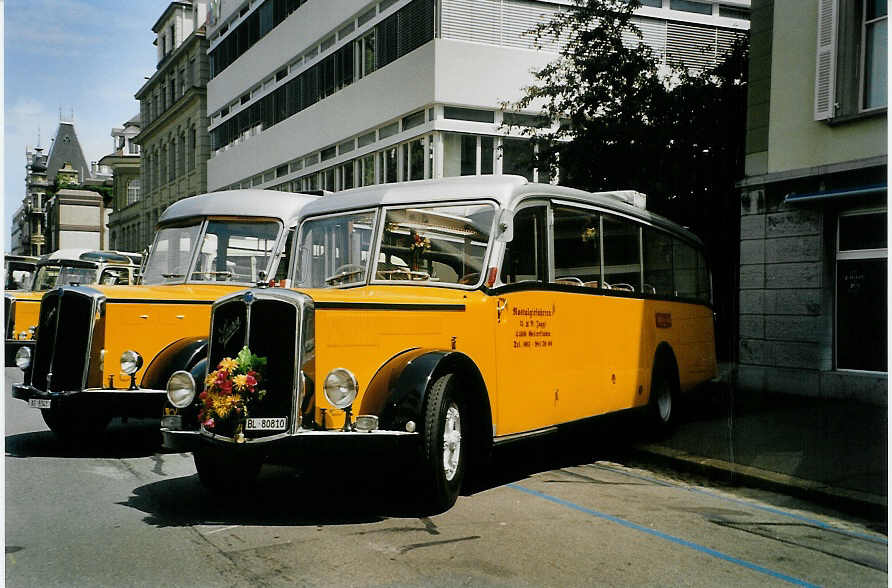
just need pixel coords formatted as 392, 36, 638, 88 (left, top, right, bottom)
738, 184, 887, 405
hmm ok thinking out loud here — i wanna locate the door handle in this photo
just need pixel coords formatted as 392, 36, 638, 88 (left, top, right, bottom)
497, 298, 507, 322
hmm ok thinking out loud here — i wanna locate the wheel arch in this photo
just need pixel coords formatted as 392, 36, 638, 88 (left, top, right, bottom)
362, 349, 492, 452
141, 336, 208, 389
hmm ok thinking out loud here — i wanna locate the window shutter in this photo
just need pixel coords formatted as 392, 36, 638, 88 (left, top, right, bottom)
814, 0, 838, 120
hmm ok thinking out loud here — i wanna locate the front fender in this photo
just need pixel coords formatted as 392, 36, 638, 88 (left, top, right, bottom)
142, 337, 207, 390
362, 349, 490, 437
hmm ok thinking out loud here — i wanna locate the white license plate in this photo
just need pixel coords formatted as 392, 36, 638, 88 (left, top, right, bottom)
246, 417, 287, 431
29, 399, 51, 409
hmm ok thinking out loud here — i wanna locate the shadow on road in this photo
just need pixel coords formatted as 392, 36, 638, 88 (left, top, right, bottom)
121, 411, 644, 528
5, 418, 162, 459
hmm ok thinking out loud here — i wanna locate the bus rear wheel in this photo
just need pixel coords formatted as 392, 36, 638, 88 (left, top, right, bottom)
647, 369, 678, 438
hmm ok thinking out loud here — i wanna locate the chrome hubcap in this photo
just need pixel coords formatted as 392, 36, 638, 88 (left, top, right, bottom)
442, 403, 462, 481
657, 384, 671, 422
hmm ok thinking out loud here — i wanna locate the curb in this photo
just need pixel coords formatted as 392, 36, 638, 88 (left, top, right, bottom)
631, 443, 887, 520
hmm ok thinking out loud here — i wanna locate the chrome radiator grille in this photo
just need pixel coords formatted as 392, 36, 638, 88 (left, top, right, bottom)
31, 289, 96, 393
208, 290, 309, 439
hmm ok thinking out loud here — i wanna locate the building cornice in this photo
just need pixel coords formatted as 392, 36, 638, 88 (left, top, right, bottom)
135, 31, 207, 99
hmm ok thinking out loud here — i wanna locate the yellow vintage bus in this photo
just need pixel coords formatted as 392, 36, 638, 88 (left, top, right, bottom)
12, 190, 317, 436
161, 176, 716, 511
5, 250, 138, 366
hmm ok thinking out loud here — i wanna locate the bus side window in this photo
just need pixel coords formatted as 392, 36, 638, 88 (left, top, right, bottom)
603, 215, 641, 292
643, 228, 673, 296
673, 239, 698, 299
501, 206, 547, 285
553, 206, 601, 287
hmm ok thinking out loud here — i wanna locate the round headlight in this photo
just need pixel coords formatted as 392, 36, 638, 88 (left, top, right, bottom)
323, 368, 358, 409
15, 346, 31, 370
120, 350, 144, 375
166, 370, 196, 408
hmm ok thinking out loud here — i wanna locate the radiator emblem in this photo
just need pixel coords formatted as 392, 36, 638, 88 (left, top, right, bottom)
217, 316, 242, 347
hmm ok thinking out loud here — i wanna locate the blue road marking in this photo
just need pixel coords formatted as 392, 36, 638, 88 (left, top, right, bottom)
588, 463, 887, 546
509, 483, 821, 588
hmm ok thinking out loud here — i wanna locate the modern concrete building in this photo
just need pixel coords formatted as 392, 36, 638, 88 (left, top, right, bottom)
204, 0, 749, 193
132, 0, 211, 252
103, 115, 145, 251
737, 0, 886, 403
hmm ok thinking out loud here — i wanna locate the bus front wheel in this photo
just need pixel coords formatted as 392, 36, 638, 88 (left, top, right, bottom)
421, 373, 466, 514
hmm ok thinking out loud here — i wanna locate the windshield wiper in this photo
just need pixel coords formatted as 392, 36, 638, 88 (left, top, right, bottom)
162, 273, 185, 278
192, 271, 233, 280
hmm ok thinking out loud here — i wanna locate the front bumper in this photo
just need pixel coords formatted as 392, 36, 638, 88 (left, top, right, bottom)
5, 339, 34, 367
162, 422, 419, 457
12, 384, 166, 417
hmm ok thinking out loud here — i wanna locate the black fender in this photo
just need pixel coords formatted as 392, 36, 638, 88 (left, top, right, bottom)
141, 337, 208, 390
362, 349, 493, 455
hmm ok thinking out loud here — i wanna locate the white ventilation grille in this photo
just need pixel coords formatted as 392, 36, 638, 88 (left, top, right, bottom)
666, 21, 717, 70
441, 0, 744, 72
502, 0, 565, 52
441, 0, 502, 45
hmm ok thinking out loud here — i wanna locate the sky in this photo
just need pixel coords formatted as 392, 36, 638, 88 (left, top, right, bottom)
4, 0, 171, 250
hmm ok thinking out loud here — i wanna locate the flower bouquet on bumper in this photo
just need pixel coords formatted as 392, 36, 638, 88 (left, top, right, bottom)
199, 346, 267, 442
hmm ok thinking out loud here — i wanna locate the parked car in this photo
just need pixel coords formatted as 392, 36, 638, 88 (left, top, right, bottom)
5, 250, 139, 366
160, 176, 717, 512
11, 190, 318, 437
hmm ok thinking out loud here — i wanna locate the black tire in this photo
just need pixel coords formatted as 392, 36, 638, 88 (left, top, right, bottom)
646, 367, 678, 438
421, 373, 466, 513
194, 445, 262, 494
41, 407, 110, 439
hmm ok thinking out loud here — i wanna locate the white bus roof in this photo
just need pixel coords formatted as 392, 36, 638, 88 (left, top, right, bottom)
158, 190, 319, 227
298, 176, 703, 246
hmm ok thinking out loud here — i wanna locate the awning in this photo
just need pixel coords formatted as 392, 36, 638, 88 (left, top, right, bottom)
784, 184, 887, 204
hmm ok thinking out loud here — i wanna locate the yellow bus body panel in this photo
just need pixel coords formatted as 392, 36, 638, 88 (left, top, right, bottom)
9, 291, 43, 339
305, 285, 716, 437
83, 284, 255, 389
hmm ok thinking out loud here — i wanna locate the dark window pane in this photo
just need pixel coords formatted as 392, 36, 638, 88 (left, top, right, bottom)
603, 216, 641, 292
502, 138, 534, 181
837, 258, 887, 371
643, 228, 673, 296
461, 135, 476, 176
670, 0, 712, 14
839, 212, 887, 250
444, 106, 495, 123
481, 136, 494, 174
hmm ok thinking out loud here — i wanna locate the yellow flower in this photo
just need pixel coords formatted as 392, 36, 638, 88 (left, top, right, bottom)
211, 393, 242, 418
205, 372, 216, 388
218, 358, 239, 373
232, 373, 248, 390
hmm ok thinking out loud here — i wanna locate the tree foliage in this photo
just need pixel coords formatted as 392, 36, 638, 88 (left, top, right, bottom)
509, 0, 749, 358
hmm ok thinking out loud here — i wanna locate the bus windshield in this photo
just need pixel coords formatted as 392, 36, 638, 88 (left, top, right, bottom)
141, 219, 282, 285
32, 264, 99, 290
294, 203, 497, 289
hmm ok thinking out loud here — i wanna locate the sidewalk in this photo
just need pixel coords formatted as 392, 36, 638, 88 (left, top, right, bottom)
632, 373, 888, 519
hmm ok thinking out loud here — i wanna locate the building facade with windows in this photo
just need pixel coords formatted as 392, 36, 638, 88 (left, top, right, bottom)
205, 0, 749, 193
131, 1, 211, 252
103, 115, 144, 251
737, 0, 886, 403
